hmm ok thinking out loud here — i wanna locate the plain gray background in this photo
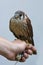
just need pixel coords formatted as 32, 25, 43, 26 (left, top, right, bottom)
0, 0, 43, 65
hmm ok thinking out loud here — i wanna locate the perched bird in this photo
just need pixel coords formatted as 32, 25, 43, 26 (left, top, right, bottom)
9, 11, 37, 60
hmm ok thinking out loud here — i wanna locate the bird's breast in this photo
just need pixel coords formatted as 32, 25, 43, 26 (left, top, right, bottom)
10, 18, 28, 37
10, 19, 25, 36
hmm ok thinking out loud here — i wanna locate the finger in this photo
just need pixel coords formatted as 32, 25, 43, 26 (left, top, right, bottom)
25, 49, 32, 55
20, 57, 26, 62
26, 44, 37, 54
26, 44, 33, 49
31, 46, 37, 54
23, 53, 29, 58
27, 49, 33, 55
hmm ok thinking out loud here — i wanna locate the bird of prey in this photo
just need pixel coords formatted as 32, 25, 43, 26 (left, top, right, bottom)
9, 10, 36, 60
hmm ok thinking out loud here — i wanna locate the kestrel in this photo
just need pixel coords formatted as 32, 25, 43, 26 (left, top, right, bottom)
9, 11, 36, 60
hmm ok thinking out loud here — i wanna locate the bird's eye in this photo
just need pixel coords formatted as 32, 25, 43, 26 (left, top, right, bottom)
19, 14, 22, 17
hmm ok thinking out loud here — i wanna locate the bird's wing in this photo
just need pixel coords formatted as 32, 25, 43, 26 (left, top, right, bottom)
26, 17, 34, 45
17, 19, 34, 46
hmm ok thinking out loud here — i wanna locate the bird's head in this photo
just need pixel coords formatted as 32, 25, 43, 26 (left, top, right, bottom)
14, 10, 27, 20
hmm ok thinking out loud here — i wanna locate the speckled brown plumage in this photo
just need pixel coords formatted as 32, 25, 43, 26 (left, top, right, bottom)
9, 11, 36, 55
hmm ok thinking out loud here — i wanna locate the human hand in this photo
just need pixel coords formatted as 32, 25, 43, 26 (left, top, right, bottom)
10, 39, 37, 62
0, 38, 37, 62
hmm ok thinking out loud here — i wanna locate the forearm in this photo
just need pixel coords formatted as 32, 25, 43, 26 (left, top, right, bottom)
0, 37, 11, 55
0, 37, 22, 56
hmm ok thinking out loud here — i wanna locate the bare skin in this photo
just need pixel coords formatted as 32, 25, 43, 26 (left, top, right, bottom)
0, 37, 37, 62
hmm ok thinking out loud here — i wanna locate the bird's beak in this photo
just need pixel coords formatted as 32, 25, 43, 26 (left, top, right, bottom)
15, 16, 19, 18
